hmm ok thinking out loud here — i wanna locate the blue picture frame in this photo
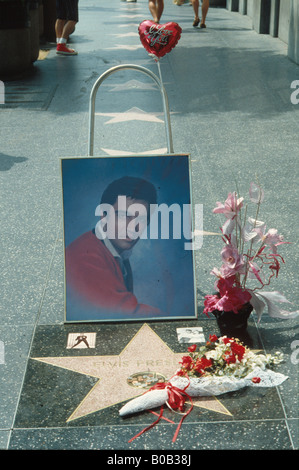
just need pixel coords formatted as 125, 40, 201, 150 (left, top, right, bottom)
61, 154, 197, 323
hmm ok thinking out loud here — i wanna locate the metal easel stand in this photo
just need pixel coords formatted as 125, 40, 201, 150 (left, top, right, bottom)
88, 64, 174, 156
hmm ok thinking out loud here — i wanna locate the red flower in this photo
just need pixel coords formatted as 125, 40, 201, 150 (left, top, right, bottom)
222, 337, 233, 344
204, 276, 252, 315
209, 334, 218, 343
230, 342, 246, 361
217, 275, 237, 294
194, 357, 213, 374
203, 294, 219, 315
224, 353, 236, 364
179, 355, 194, 371
187, 344, 197, 353
252, 377, 261, 384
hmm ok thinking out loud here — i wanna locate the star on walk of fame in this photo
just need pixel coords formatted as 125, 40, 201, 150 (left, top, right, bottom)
33, 324, 231, 422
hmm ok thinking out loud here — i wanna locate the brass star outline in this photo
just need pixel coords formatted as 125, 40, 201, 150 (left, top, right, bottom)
33, 324, 231, 422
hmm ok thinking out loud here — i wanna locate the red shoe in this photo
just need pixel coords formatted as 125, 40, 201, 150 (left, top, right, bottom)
56, 43, 78, 55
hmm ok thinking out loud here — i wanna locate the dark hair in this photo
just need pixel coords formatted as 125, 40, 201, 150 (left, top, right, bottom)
101, 176, 157, 208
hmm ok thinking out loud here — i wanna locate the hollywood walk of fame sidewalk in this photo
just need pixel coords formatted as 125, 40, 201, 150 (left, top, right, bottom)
0, 0, 298, 451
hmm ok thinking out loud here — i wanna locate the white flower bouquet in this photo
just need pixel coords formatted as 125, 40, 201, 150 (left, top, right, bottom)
119, 335, 287, 418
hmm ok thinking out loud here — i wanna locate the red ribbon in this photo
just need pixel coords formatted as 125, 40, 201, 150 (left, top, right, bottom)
128, 376, 193, 444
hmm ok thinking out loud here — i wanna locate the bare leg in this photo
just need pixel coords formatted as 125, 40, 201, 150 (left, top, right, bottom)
148, 0, 164, 23
201, 0, 209, 26
56, 18, 78, 54
55, 19, 66, 39
191, 0, 199, 26
156, 0, 164, 22
55, 19, 77, 41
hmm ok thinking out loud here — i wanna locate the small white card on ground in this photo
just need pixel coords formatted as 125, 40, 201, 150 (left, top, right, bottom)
176, 327, 205, 344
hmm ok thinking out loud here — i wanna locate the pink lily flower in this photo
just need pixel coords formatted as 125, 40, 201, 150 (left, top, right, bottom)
213, 192, 244, 235
221, 244, 246, 277
254, 227, 287, 253
213, 192, 244, 219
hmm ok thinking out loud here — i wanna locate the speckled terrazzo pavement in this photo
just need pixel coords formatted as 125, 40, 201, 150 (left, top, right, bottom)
0, 0, 298, 452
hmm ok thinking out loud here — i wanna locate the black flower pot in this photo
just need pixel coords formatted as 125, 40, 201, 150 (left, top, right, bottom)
212, 302, 253, 333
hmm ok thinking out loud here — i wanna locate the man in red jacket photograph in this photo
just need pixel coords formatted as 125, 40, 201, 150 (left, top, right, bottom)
62, 155, 197, 323
65, 176, 166, 320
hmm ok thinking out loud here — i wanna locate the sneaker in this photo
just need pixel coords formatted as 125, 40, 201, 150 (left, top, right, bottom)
56, 43, 78, 55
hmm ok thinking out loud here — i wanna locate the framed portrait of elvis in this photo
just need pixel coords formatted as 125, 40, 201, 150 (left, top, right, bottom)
61, 154, 198, 323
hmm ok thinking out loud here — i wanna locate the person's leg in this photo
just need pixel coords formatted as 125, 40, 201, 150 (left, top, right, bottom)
200, 0, 209, 27
56, 0, 78, 55
61, 20, 77, 40
191, 0, 199, 26
156, 0, 164, 22
56, 19, 78, 54
148, 0, 164, 23
55, 18, 66, 40
148, 0, 157, 21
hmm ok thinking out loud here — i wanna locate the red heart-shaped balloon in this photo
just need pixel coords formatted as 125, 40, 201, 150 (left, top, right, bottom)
138, 20, 182, 58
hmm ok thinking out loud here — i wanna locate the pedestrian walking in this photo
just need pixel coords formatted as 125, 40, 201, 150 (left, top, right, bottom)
191, 0, 209, 28
55, 0, 79, 55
